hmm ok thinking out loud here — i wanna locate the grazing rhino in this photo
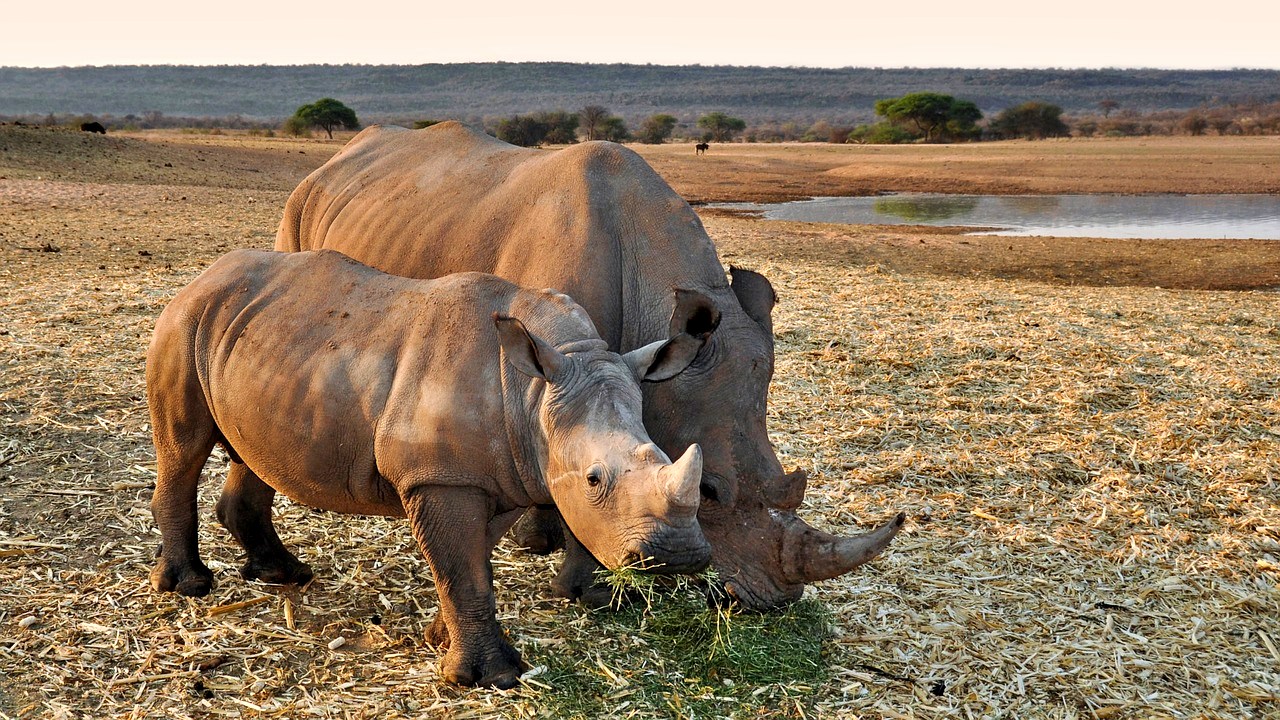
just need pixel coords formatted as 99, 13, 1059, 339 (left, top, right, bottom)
146, 249, 710, 688
274, 121, 903, 610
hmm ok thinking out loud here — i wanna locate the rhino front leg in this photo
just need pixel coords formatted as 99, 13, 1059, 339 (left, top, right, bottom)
511, 504, 565, 555
404, 485, 527, 689
215, 462, 313, 586
552, 525, 617, 609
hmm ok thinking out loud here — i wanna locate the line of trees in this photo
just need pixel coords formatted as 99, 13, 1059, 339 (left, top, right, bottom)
12, 96, 1280, 145
485, 106, 749, 147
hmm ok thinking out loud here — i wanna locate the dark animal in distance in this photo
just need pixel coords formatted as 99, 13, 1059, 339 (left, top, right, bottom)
80, 122, 106, 134
275, 122, 904, 610
146, 249, 711, 688
695, 142, 709, 154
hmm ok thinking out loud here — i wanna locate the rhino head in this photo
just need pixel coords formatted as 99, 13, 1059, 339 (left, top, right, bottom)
650, 268, 905, 609
495, 315, 712, 574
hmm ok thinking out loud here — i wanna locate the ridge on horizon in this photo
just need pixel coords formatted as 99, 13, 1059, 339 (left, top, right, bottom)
3, 63, 1277, 124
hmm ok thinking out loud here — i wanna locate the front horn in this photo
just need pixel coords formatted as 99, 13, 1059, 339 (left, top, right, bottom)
780, 511, 906, 584
661, 444, 703, 512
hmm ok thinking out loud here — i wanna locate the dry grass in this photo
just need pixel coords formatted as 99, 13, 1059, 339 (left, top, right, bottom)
2, 128, 1279, 719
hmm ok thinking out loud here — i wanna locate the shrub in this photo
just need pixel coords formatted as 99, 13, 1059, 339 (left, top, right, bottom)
637, 114, 677, 144
847, 122, 916, 144
988, 101, 1069, 140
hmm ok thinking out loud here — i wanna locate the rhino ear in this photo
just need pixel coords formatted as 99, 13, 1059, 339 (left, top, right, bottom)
730, 266, 776, 333
669, 288, 721, 340
623, 333, 703, 383
494, 314, 568, 382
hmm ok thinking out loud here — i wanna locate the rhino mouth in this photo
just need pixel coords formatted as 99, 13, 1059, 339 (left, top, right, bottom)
630, 533, 713, 575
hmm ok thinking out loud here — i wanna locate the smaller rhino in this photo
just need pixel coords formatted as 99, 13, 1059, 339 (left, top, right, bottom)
146, 249, 711, 688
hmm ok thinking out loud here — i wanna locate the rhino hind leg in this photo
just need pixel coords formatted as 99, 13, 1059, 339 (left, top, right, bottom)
149, 420, 216, 597
215, 463, 313, 586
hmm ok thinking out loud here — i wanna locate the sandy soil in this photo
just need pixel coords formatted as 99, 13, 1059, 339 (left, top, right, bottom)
630, 136, 1280, 203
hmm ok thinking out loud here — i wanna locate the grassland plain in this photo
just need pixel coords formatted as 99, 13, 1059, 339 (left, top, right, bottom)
1, 127, 1278, 719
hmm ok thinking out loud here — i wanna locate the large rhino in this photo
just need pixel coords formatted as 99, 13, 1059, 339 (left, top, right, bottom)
274, 122, 904, 610
147, 249, 711, 688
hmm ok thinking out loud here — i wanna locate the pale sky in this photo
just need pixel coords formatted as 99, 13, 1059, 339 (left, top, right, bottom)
4, 1, 1278, 69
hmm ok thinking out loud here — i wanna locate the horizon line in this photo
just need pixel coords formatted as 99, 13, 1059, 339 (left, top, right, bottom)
3, 61, 1279, 72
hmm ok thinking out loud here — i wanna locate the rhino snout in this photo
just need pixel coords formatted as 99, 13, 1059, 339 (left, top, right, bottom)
631, 527, 712, 575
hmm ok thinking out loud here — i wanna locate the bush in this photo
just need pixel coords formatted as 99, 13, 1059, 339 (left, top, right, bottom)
494, 111, 579, 147
282, 115, 312, 137
847, 122, 916, 144
637, 114, 677, 144
988, 101, 1069, 140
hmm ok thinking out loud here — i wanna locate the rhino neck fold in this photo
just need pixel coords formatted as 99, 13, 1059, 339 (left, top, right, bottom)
500, 362, 552, 506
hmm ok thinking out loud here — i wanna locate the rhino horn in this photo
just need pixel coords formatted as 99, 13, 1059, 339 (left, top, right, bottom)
662, 444, 702, 512
782, 511, 906, 584
764, 467, 808, 510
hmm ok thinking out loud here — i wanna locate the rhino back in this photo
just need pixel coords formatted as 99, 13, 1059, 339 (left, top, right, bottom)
159, 250, 580, 512
276, 122, 731, 351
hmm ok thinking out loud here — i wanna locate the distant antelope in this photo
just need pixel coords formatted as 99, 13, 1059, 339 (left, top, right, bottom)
695, 142, 709, 155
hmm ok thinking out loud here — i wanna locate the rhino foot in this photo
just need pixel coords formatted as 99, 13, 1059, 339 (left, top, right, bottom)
239, 555, 314, 586
150, 556, 214, 597
551, 566, 630, 610
439, 635, 527, 689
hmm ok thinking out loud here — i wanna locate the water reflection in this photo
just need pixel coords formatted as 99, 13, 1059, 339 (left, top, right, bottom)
874, 196, 979, 222
710, 193, 1280, 240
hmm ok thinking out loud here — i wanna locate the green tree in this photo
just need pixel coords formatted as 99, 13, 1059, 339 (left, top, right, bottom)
538, 111, 579, 144
598, 116, 629, 142
697, 112, 746, 142
638, 113, 678, 144
874, 92, 982, 142
493, 111, 579, 147
989, 101, 1069, 140
495, 114, 548, 147
291, 98, 359, 139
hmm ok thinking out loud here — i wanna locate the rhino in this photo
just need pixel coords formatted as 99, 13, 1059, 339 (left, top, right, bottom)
274, 121, 904, 610
146, 249, 710, 688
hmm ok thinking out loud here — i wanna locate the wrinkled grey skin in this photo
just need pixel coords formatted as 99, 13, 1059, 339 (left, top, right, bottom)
274, 122, 904, 609
146, 249, 710, 688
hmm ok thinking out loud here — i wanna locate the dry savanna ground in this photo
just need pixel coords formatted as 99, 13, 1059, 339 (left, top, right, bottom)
1, 126, 1278, 719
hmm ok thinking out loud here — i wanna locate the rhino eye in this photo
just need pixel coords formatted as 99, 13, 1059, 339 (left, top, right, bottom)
586, 470, 602, 488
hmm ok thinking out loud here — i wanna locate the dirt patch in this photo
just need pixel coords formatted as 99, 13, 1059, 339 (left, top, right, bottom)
631, 136, 1280, 202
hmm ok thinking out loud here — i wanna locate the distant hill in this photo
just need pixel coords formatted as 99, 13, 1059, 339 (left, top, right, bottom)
3, 64, 1278, 126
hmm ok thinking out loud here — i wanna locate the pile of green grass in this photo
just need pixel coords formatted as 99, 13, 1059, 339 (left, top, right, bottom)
531, 571, 832, 718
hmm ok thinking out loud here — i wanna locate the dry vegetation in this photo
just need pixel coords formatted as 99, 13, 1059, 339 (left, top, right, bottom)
2, 127, 1279, 719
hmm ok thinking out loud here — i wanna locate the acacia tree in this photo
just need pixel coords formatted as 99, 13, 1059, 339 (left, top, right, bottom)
291, 98, 359, 139
579, 105, 610, 141
697, 112, 746, 142
874, 92, 981, 142
1099, 99, 1119, 118
989, 101, 1069, 139
638, 114, 678, 144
